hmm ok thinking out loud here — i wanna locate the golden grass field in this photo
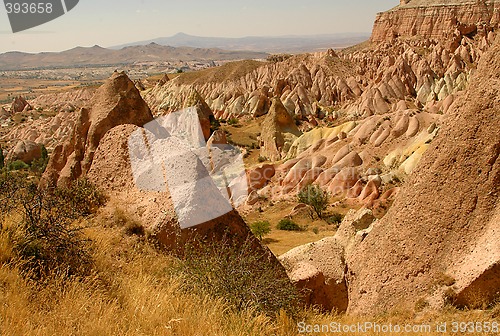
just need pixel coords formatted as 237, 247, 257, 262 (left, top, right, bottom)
1, 208, 498, 336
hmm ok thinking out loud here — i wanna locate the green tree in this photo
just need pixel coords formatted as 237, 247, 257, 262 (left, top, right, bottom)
250, 220, 271, 241
276, 218, 303, 231
297, 184, 329, 219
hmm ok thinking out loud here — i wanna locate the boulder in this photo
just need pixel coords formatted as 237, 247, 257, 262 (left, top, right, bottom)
10, 96, 31, 113
247, 164, 275, 191
279, 208, 376, 312
279, 237, 348, 312
8, 140, 42, 164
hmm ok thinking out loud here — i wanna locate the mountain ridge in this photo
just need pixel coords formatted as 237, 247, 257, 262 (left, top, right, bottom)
0, 44, 268, 71
111, 32, 371, 53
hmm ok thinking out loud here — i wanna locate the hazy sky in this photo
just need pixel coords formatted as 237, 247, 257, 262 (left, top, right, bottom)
0, 0, 398, 53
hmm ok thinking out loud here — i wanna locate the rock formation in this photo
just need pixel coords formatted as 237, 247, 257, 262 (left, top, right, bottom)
41, 71, 154, 187
2, 113, 77, 149
260, 98, 302, 161
30, 88, 95, 112
279, 208, 376, 312
10, 96, 31, 113
346, 34, 500, 314
372, 0, 500, 44
7, 140, 42, 164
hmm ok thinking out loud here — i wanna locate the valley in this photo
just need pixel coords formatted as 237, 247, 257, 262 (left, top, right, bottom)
0, 1, 499, 334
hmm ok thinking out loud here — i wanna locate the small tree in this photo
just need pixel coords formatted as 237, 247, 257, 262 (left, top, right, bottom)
297, 184, 329, 219
276, 218, 303, 231
250, 220, 271, 241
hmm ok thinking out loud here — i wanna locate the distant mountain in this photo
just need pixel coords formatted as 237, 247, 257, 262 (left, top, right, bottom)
0, 43, 268, 71
112, 32, 371, 53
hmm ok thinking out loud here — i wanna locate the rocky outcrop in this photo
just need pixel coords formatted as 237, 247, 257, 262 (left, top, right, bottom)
7, 140, 42, 164
2, 113, 77, 149
372, 0, 500, 43
41, 71, 154, 187
145, 53, 356, 122
10, 96, 31, 113
260, 98, 302, 161
30, 88, 95, 112
346, 35, 500, 314
279, 208, 376, 312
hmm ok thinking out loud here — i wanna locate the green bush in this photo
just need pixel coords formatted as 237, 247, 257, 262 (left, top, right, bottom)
250, 220, 271, 240
297, 184, 329, 219
7, 160, 29, 171
177, 236, 301, 317
327, 213, 344, 226
124, 220, 145, 236
276, 218, 303, 231
227, 117, 239, 126
210, 116, 221, 131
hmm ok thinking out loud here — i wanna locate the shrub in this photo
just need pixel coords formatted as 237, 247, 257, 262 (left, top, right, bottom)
227, 117, 239, 126
267, 53, 292, 63
124, 221, 145, 236
327, 213, 343, 226
30, 145, 49, 175
7, 160, 29, 171
297, 184, 329, 219
250, 220, 271, 240
312, 227, 319, 234
0, 174, 106, 280
258, 156, 267, 163
277, 218, 303, 231
210, 116, 221, 131
56, 178, 107, 217
178, 236, 301, 317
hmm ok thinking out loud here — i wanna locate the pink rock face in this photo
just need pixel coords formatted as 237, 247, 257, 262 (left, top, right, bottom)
372, 1, 500, 44
247, 164, 275, 191
41, 71, 154, 188
10, 96, 31, 113
346, 34, 500, 315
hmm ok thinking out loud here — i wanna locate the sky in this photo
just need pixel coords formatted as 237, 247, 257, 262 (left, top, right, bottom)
0, 0, 398, 53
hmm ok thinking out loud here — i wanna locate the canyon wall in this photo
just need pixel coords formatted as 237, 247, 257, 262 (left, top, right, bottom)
372, 0, 500, 43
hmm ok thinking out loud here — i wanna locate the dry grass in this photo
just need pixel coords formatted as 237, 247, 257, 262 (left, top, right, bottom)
0, 212, 499, 335
243, 200, 350, 256
0, 222, 292, 336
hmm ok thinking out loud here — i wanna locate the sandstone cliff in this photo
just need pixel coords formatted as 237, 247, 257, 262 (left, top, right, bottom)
372, 0, 500, 43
